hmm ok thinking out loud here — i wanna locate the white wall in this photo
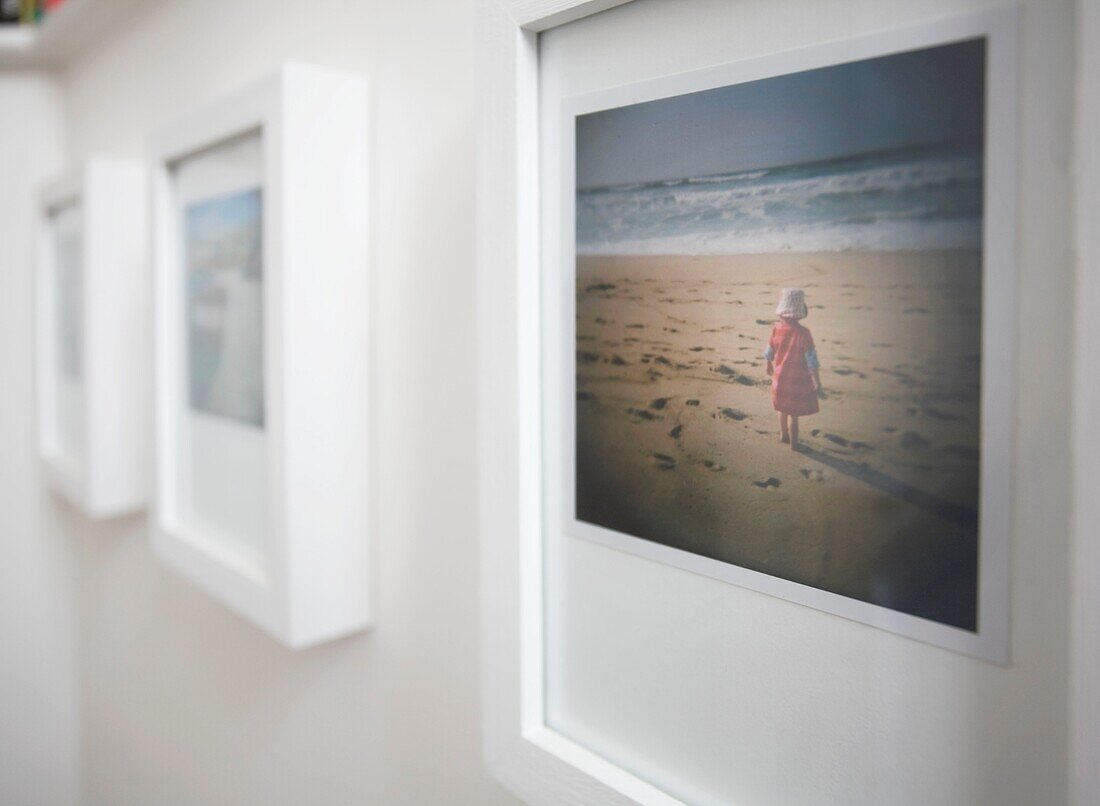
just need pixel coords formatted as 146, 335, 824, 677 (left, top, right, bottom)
0, 74, 79, 806
53, 0, 517, 803
539, 0, 1074, 803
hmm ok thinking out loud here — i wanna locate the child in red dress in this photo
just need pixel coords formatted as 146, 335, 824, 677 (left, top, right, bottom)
764, 288, 821, 451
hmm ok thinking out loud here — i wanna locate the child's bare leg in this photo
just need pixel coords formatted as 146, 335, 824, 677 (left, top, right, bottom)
790, 416, 800, 449
779, 412, 790, 443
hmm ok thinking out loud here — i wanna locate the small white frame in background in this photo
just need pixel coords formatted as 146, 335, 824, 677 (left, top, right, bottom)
149, 63, 371, 649
36, 159, 148, 519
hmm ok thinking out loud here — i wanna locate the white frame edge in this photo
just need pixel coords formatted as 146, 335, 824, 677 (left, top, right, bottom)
149, 63, 372, 649
479, 1, 673, 803
478, 2, 1024, 804
1072, 1, 1100, 803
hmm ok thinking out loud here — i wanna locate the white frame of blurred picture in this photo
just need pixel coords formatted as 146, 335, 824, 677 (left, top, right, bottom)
479, 2, 1017, 804
36, 160, 148, 519
149, 63, 372, 649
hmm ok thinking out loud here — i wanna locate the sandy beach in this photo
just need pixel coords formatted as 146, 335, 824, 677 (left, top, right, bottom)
575, 250, 982, 630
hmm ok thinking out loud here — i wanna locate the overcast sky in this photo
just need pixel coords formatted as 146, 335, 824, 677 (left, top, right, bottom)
576, 38, 985, 189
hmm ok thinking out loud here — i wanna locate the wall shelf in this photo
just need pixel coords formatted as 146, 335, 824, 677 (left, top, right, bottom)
0, 0, 145, 69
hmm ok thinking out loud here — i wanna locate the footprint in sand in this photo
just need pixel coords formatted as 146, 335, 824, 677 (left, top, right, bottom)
652, 453, 676, 471
702, 460, 726, 472
800, 469, 825, 482
577, 351, 599, 364
585, 283, 616, 292
576, 391, 594, 402
821, 432, 873, 451
669, 425, 683, 439
685, 399, 700, 407
627, 407, 659, 422
650, 397, 671, 410
717, 408, 748, 421
753, 477, 781, 489
755, 319, 772, 325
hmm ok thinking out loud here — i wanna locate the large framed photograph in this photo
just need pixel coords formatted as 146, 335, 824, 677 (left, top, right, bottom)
150, 64, 372, 648
480, 4, 1026, 805
554, 17, 1015, 662
36, 160, 148, 519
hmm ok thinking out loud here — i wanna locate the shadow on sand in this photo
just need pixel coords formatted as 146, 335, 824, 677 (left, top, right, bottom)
799, 446, 978, 529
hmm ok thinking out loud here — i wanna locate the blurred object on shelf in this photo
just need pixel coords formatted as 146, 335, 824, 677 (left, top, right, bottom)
1, 0, 71, 25
0, 0, 20, 25
19, 0, 41, 24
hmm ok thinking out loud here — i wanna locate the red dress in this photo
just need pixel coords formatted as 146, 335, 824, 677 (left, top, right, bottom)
766, 319, 819, 416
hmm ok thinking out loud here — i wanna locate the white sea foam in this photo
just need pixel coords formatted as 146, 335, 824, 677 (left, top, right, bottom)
576, 147, 983, 255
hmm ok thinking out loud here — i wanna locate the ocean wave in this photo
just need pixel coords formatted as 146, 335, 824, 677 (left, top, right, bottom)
576, 146, 983, 254
576, 218, 983, 255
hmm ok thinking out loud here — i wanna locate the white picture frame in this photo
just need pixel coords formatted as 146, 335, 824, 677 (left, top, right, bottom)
36, 159, 148, 519
149, 63, 372, 649
478, 2, 1017, 803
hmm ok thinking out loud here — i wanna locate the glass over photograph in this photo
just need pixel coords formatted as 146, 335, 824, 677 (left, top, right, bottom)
53, 206, 83, 381
574, 39, 986, 631
184, 187, 265, 428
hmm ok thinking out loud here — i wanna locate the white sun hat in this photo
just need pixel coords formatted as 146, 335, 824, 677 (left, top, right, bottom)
776, 287, 808, 320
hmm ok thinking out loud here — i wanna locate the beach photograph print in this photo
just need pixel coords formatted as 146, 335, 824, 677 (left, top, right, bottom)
185, 187, 265, 428
574, 39, 987, 633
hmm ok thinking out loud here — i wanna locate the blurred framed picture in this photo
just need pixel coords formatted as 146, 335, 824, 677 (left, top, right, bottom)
546, 12, 1017, 662
150, 64, 372, 648
36, 160, 148, 519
